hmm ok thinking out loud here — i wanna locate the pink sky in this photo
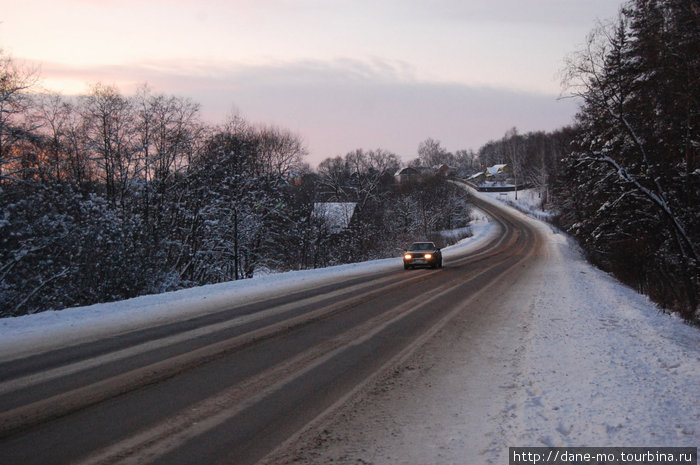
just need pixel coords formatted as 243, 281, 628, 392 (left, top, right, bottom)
1, 0, 626, 165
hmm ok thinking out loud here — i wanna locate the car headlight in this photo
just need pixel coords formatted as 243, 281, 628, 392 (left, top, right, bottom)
404, 253, 412, 260
424, 253, 432, 260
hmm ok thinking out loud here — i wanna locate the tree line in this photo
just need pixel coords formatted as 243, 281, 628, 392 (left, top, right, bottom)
557, 0, 698, 321
476, 0, 697, 321
0, 66, 473, 317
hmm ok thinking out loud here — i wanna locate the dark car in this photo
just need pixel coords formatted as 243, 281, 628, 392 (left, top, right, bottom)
403, 241, 442, 269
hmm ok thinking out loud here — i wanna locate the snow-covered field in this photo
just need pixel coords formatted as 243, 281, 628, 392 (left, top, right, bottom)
1, 190, 697, 464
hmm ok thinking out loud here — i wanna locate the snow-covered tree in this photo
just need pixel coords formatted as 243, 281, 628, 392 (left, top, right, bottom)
559, 0, 699, 319
0, 182, 171, 316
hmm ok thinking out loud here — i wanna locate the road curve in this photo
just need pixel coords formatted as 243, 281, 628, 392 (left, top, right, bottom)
0, 188, 543, 465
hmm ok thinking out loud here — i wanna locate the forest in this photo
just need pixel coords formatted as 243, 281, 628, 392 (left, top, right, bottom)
1, 0, 697, 322
557, 0, 698, 321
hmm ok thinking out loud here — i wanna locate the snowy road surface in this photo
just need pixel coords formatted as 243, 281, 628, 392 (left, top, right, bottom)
264, 191, 700, 464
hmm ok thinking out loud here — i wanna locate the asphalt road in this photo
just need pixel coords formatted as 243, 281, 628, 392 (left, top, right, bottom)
0, 191, 542, 465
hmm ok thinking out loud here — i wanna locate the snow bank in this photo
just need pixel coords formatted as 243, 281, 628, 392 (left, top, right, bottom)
483, 188, 555, 222
507, 228, 699, 451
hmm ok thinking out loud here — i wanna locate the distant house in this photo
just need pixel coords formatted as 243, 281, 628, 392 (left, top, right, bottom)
485, 164, 513, 184
468, 171, 487, 185
467, 164, 519, 191
433, 164, 457, 176
394, 167, 419, 183
485, 164, 510, 179
313, 202, 357, 234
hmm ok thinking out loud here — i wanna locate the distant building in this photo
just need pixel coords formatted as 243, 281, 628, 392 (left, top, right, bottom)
433, 164, 457, 176
468, 171, 487, 185
468, 164, 513, 184
394, 167, 419, 183
466, 164, 521, 191
485, 164, 510, 180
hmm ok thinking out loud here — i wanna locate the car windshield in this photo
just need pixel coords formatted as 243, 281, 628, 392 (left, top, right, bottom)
409, 242, 434, 251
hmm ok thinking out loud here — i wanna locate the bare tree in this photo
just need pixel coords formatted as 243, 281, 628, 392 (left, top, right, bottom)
134, 86, 202, 224
317, 156, 350, 201
255, 125, 306, 178
0, 49, 39, 182
417, 138, 453, 167
454, 149, 479, 173
80, 83, 138, 207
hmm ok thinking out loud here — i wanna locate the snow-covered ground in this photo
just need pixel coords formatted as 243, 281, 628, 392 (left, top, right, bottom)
1, 190, 697, 464
483, 187, 555, 222
264, 190, 700, 464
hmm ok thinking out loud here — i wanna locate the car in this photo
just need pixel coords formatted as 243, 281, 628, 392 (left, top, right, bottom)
403, 241, 442, 269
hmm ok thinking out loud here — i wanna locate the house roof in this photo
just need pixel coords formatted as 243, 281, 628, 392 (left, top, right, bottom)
394, 167, 419, 176
486, 164, 508, 175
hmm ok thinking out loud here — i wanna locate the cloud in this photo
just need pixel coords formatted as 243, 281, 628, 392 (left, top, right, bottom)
359, 0, 623, 26
37, 57, 579, 165
174, 59, 579, 162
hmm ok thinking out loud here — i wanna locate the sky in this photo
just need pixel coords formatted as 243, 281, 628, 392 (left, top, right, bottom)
1, 0, 627, 165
